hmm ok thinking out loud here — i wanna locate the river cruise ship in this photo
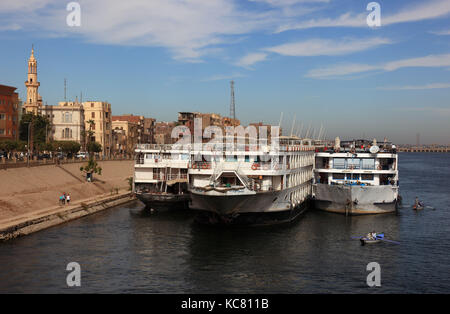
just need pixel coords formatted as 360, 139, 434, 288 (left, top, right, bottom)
188, 136, 315, 224
134, 144, 190, 210
313, 138, 399, 215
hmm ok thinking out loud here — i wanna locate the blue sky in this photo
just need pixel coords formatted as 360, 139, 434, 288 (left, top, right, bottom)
0, 0, 449, 144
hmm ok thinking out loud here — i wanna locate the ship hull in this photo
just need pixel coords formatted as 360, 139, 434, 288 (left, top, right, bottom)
190, 188, 310, 225
313, 184, 398, 215
136, 192, 190, 211
190, 190, 289, 215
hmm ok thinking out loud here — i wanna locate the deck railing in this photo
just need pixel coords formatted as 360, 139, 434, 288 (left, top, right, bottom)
135, 143, 314, 152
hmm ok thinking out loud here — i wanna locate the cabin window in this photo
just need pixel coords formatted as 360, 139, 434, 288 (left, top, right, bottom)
347, 158, 360, 169
333, 158, 345, 169
245, 155, 250, 162
226, 155, 237, 162
346, 173, 360, 180
361, 174, 374, 181
362, 158, 375, 170
333, 173, 345, 180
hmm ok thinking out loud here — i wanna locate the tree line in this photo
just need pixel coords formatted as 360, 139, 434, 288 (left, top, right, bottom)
0, 113, 102, 157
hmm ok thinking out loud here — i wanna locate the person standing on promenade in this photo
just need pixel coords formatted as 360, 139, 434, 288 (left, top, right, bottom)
66, 193, 71, 205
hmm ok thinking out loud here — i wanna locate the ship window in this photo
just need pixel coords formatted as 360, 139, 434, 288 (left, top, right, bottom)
333, 158, 345, 169
361, 174, 374, 180
362, 159, 375, 169
347, 158, 360, 169
245, 155, 250, 162
346, 173, 360, 180
332, 173, 345, 180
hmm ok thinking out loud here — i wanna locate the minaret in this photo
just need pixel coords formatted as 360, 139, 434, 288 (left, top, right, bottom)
24, 45, 41, 114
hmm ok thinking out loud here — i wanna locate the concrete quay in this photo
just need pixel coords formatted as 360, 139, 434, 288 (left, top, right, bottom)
0, 190, 134, 241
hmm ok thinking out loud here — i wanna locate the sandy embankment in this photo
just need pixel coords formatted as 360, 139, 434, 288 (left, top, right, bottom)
0, 160, 134, 220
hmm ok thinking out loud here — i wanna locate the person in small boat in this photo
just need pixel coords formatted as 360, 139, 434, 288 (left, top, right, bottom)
414, 197, 424, 208
366, 231, 377, 240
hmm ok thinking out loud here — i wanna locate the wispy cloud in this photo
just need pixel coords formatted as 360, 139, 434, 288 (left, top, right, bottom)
378, 83, 450, 90
201, 73, 246, 81
396, 106, 450, 115
250, 0, 330, 6
383, 54, 450, 71
306, 53, 450, 78
430, 29, 450, 35
264, 37, 391, 56
235, 52, 269, 68
306, 63, 379, 78
0, 0, 288, 62
0, 23, 21, 31
276, 0, 450, 32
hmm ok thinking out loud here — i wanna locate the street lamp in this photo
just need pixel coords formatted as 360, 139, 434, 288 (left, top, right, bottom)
23, 121, 31, 167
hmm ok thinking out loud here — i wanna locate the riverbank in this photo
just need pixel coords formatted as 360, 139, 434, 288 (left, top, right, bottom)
0, 160, 134, 219
0, 160, 135, 240
0, 190, 134, 241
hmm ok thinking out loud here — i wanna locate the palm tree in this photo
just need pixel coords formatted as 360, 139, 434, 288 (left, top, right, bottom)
83, 119, 95, 151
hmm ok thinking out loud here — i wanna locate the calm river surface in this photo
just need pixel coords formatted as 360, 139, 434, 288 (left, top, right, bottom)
0, 153, 449, 293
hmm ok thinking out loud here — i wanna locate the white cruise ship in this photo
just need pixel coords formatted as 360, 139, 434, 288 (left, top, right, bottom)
134, 144, 191, 210
313, 138, 399, 215
188, 136, 315, 224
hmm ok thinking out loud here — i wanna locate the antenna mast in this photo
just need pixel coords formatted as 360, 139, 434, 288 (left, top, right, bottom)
230, 80, 235, 120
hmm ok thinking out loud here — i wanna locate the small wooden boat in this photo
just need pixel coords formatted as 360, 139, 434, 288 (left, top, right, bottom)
360, 233, 384, 245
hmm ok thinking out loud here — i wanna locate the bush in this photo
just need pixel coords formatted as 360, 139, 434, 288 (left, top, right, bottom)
52, 141, 81, 155
87, 141, 102, 154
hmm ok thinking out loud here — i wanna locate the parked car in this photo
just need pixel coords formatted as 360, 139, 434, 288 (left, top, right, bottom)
55, 152, 67, 159
37, 153, 51, 160
76, 152, 89, 159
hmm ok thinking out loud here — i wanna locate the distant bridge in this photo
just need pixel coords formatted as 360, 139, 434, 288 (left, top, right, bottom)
398, 147, 450, 152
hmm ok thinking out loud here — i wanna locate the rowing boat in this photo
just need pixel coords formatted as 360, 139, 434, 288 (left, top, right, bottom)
360, 233, 384, 245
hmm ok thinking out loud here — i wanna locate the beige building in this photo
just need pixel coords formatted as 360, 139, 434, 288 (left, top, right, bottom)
83, 101, 112, 156
154, 121, 176, 144
42, 101, 85, 146
23, 46, 43, 114
111, 118, 139, 156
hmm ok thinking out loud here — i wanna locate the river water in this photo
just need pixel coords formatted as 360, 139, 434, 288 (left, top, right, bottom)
0, 153, 449, 293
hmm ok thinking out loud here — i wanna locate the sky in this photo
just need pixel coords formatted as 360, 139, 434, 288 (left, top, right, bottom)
0, 0, 449, 145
